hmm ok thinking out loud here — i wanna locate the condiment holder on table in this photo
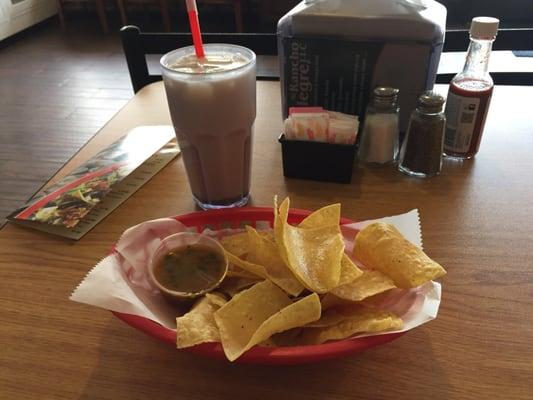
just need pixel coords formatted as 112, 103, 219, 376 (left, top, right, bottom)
279, 107, 359, 183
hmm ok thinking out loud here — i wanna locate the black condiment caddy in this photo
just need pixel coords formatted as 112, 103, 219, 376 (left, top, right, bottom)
278, 134, 356, 184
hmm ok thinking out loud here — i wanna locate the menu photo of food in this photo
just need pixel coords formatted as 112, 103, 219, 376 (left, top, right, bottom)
19, 165, 127, 228
7, 126, 180, 239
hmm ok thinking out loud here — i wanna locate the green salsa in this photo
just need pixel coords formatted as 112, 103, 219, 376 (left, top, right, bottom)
153, 244, 226, 293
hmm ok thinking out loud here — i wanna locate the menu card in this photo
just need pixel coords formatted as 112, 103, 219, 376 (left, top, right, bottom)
7, 126, 180, 240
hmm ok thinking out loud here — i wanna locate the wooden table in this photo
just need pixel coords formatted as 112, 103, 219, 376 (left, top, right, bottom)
1, 81, 531, 399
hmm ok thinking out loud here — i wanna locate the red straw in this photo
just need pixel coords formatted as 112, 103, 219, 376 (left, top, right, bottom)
186, 0, 205, 58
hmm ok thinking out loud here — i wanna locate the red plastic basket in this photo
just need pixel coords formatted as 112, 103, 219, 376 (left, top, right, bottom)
112, 207, 406, 365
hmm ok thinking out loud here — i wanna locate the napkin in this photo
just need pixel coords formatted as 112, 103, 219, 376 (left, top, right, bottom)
71, 209, 441, 335
283, 107, 359, 144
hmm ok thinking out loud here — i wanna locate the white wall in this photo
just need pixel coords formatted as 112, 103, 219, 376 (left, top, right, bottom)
0, 0, 57, 41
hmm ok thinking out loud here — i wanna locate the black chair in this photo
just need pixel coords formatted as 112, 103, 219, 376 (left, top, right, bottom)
120, 25, 278, 93
121, 26, 533, 93
437, 28, 533, 86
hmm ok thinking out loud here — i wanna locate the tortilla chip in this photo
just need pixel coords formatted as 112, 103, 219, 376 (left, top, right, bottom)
258, 337, 277, 347
245, 226, 304, 296
176, 293, 227, 348
227, 263, 261, 279
305, 308, 347, 328
258, 230, 275, 242
214, 281, 321, 361
245, 293, 320, 350
224, 233, 302, 296
214, 281, 291, 361
219, 276, 262, 297
320, 293, 354, 310
301, 307, 403, 344
299, 208, 363, 287
268, 328, 304, 346
205, 292, 227, 307
337, 254, 364, 286
275, 198, 345, 293
258, 328, 304, 347
305, 304, 401, 330
220, 230, 274, 259
225, 252, 267, 280
308, 302, 391, 328
220, 232, 249, 258
298, 204, 341, 228
354, 222, 446, 288
330, 270, 396, 301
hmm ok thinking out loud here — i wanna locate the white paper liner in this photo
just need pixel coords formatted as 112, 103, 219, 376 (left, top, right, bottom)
70, 209, 442, 338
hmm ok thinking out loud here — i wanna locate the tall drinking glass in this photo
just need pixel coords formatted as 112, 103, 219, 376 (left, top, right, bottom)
161, 44, 256, 209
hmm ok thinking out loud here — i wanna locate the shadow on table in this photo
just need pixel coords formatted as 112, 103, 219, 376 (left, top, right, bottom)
277, 156, 478, 205
277, 164, 365, 201
359, 158, 477, 192
78, 319, 454, 400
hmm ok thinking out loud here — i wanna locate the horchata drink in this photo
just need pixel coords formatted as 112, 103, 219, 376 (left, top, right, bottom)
161, 44, 256, 209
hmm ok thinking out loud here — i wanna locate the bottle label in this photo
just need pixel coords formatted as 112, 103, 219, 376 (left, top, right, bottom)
281, 36, 383, 118
444, 92, 481, 153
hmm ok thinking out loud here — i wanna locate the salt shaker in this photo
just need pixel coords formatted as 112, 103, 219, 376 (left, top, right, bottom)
398, 91, 446, 177
357, 87, 400, 164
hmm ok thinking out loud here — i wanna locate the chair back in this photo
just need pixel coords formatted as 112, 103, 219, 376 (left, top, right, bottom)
121, 26, 533, 93
438, 28, 533, 86
120, 25, 277, 93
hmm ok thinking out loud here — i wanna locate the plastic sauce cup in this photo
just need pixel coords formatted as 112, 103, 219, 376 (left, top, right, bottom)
149, 232, 228, 303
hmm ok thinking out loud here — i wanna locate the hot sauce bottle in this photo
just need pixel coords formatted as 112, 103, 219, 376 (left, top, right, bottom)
444, 17, 499, 159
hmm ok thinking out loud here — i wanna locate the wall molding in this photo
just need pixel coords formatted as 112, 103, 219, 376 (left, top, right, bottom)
0, 0, 57, 41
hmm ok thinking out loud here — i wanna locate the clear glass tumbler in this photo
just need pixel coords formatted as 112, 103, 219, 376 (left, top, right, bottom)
161, 44, 256, 209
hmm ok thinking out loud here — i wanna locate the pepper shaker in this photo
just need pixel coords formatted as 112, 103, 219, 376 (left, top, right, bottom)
358, 87, 400, 164
399, 91, 446, 177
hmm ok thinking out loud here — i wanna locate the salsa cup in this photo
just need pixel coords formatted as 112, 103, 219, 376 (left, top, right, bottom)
148, 232, 229, 304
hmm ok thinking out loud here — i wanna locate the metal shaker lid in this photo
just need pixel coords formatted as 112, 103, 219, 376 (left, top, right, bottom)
373, 86, 399, 108
417, 91, 445, 113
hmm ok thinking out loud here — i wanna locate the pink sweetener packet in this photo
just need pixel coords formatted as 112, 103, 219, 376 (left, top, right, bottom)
284, 112, 329, 142
284, 107, 359, 144
289, 106, 325, 114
